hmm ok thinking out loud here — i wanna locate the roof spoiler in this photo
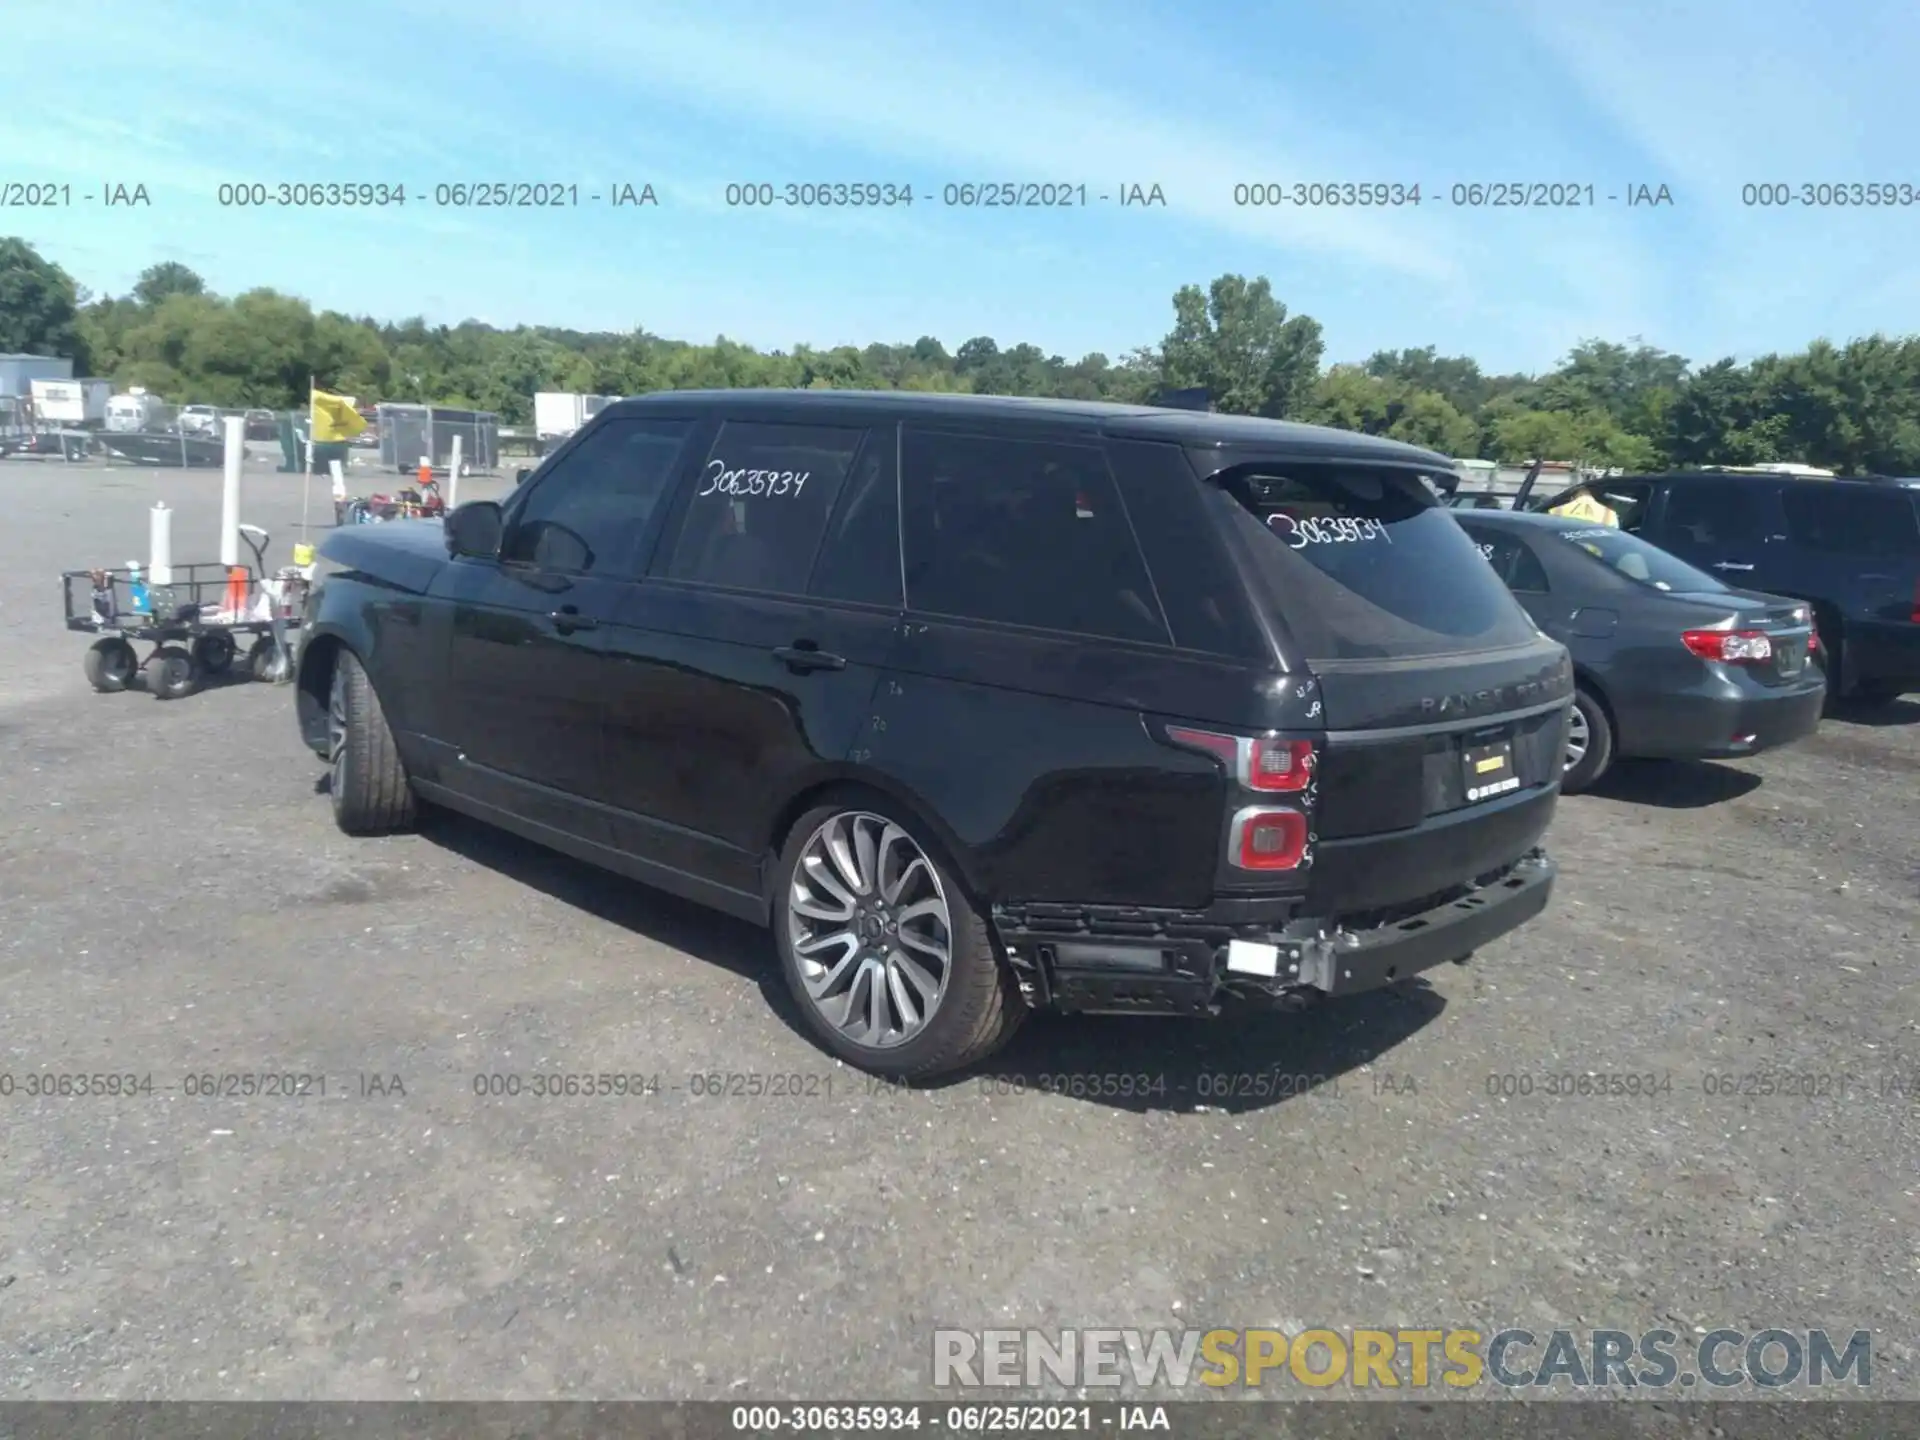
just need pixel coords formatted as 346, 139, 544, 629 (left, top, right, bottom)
1510, 458, 1547, 510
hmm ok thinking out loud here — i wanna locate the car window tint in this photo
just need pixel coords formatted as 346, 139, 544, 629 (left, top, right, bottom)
1459, 526, 1548, 592
1662, 481, 1767, 546
662, 422, 864, 593
900, 430, 1170, 644
1781, 485, 1920, 556
809, 430, 903, 607
1209, 463, 1537, 661
502, 417, 694, 575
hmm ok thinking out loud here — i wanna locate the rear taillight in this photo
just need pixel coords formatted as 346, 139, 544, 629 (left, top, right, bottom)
1230, 807, 1308, 871
1165, 727, 1315, 793
1911, 578, 1920, 625
1162, 724, 1317, 873
1682, 628, 1773, 664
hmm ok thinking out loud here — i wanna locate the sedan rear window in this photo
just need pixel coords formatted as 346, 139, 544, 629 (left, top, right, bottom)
1554, 526, 1722, 593
1201, 460, 1541, 661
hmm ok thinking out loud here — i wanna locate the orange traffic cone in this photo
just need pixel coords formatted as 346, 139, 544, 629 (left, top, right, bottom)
225, 565, 249, 620
417, 457, 432, 489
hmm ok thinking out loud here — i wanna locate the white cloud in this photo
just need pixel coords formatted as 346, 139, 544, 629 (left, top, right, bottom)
396, 0, 1466, 285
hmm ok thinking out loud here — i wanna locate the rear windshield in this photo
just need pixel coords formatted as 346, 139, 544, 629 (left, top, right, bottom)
1204, 461, 1541, 661
1553, 525, 1723, 592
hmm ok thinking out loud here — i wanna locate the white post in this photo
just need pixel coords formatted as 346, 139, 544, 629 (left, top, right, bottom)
219, 416, 245, 566
149, 501, 173, 586
447, 434, 463, 509
329, 458, 346, 501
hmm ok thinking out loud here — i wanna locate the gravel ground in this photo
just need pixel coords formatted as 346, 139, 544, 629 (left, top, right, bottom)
1, 458, 1916, 1405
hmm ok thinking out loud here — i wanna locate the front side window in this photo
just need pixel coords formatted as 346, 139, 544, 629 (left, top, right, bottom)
502, 417, 695, 575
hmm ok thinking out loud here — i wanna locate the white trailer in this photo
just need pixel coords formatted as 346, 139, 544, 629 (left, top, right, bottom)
534, 391, 615, 439
29, 378, 111, 426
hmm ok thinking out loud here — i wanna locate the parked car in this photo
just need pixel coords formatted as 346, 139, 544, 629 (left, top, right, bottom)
1522, 470, 1920, 704
177, 404, 221, 437
295, 391, 1571, 1079
1454, 510, 1826, 792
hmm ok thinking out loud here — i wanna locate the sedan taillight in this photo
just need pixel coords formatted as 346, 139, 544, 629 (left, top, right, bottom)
1682, 628, 1773, 664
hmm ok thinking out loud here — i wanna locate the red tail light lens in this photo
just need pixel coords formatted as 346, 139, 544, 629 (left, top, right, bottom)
1682, 628, 1773, 663
1911, 578, 1919, 625
1229, 807, 1308, 871
1164, 727, 1315, 793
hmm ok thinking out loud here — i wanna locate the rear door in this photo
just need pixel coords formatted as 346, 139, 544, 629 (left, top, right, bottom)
597, 418, 897, 902
1193, 454, 1572, 916
873, 426, 1233, 910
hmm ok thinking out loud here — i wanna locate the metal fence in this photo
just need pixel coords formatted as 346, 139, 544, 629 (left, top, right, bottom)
377, 404, 499, 474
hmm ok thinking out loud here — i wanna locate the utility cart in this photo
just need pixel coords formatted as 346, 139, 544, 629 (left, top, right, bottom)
61, 525, 309, 700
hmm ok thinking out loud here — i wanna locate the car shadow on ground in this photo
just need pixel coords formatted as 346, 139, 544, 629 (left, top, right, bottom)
1586, 758, 1762, 808
405, 803, 1445, 1117
1825, 696, 1920, 728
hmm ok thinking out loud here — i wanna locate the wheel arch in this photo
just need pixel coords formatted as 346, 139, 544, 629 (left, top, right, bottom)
758, 768, 989, 913
1570, 664, 1622, 752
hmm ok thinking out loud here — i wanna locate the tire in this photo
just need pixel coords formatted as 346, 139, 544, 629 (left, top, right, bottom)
1850, 680, 1910, 706
1814, 612, 1846, 702
1560, 686, 1614, 795
83, 637, 137, 693
772, 799, 1022, 1081
149, 645, 200, 700
327, 648, 417, 835
193, 630, 236, 675
246, 635, 285, 682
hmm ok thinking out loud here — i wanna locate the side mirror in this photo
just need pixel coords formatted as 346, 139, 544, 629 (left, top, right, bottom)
515, 466, 533, 486
445, 500, 503, 559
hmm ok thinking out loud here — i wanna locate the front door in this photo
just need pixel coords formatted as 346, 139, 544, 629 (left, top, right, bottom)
1651, 478, 1776, 585
429, 414, 700, 837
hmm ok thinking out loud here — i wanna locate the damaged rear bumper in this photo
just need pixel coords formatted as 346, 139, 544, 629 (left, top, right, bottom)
993, 850, 1556, 1017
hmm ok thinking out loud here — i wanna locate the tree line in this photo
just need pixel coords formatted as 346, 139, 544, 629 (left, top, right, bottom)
5, 235, 1920, 475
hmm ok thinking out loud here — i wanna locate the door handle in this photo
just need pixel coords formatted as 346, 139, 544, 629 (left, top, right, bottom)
772, 643, 847, 673
1712, 562, 1754, 572
549, 606, 599, 634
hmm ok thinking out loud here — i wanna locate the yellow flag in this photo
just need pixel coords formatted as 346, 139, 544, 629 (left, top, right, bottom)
311, 389, 368, 443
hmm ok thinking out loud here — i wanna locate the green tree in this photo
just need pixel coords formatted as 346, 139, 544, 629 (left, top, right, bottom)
0, 237, 89, 369
132, 261, 208, 308
1158, 274, 1324, 418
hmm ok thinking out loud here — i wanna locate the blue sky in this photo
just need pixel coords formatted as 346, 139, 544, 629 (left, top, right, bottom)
6, 0, 1916, 377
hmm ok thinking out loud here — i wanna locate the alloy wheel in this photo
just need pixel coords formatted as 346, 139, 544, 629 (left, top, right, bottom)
1564, 704, 1589, 772
786, 812, 953, 1049
328, 665, 349, 794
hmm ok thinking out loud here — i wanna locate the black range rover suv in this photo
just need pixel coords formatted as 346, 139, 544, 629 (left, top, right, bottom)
297, 391, 1570, 1079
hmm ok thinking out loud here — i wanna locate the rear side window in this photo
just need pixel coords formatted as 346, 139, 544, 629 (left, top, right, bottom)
1460, 525, 1550, 592
1204, 461, 1539, 661
900, 429, 1170, 644
1781, 486, 1920, 557
661, 422, 864, 594
1553, 525, 1723, 592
